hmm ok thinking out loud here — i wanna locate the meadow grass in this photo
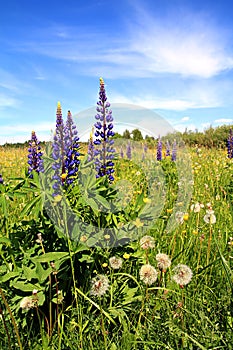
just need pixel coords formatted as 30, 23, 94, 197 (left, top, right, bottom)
0, 144, 232, 349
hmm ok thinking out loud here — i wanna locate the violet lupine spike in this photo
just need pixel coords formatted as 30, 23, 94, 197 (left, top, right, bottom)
28, 131, 44, 178
64, 110, 80, 185
171, 140, 177, 161
93, 78, 115, 182
227, 128, 233, 159
52, 102, 69, 196
88, 127, 95, 162
126, 141, 132, 160
156, 137, 162, 161
0, 174, 3, 184
166, 140, 171, 157
120, 146, 124, 158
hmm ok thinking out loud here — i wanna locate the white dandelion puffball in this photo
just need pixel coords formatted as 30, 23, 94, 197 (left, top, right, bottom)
156, 253, 171, 271
140, 235, 155, 250
172, 264, 193, 286
139, 264, 158, 285
109, 256, 123, 270
90, 275, 109, 297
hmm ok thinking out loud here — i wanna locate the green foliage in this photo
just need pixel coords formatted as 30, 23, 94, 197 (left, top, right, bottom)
0, 146, 232, 349
131, 129, 143, 141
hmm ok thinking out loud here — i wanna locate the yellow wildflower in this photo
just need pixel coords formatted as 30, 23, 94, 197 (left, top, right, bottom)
123, 253, 130, 260
134, 218, 144, 228
143, 197, 151, 204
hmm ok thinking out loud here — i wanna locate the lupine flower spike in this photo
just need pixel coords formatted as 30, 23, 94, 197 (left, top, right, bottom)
126, 141, 132, 160
28, 131, 44, 177
94, 78, 115, 182
0, 174, 3, 184
87, 127, 95, 162
52, 102, 69, 196
165, 140, 170, 156
227, 128, 233, 159
64, 110, 80, 184
172, 140, 177, 161
157, 136, 162, 161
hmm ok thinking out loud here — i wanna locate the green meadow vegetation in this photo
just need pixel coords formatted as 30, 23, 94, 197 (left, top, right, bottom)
0, 140, 233, 350
0, 77, 233, 350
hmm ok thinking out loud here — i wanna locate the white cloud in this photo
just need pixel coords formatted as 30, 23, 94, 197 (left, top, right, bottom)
21, 8, 233, 80
0, 94, 19, 108
174, 123, 197, 132
110, 91, 219, 111
181, 117, 190, 121
0, 122, 54, 136
214, 118, 233, 123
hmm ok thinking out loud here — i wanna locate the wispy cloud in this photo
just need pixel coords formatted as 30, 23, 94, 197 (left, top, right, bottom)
214, 118, 233, 123
182, 117, 190, 121
110, 90, 220, 111
17, 6, 233, 80
0, 94, 19, 108
0, 122, 54, 135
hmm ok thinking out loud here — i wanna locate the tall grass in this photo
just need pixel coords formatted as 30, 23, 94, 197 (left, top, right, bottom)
0, 145, 232, 349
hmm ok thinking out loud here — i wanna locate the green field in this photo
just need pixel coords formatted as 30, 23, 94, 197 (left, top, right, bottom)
0, 143, 233, 350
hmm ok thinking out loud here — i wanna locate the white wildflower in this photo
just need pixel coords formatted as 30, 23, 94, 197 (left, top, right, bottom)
140, 235, 155, 250
90, 275, 109, 297
175, 211, 184, 224
172, 264, 193, 287
20, 297, 34, 311
109, 256, 123, 270
139, 264, 158, 285
204, 209, 216, 224
156, 253, 171, 271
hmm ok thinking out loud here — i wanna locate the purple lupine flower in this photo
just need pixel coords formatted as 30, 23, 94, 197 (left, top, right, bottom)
0, 174, 3, 184
93, 78, 115, 182
64, 110, 80, 184
171, 140, 177, 161
165, 141, 170, 157
87, 127, 95, 162
227, 129, 233, 159
157, 137, 162, 161
120, 146, 124, 158
144, 143, 148, 153
28, 131, 44, 177
126, 141, 132, 160
52, 102, 69, 196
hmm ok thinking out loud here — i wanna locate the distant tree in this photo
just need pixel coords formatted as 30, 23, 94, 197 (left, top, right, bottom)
132, 129, 143, 141
112, 132, 122, 139
122, 129, 131, 139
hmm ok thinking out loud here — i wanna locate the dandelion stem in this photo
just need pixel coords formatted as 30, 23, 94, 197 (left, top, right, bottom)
100, 303, 108, 349
207, 224, 213, 266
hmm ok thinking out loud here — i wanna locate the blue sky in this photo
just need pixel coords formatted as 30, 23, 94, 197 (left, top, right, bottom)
1, 0, 233, 144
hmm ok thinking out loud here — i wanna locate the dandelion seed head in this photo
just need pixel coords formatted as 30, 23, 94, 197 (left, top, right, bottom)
20, 297, 34, 311
156, 253, 171, 271
90, 275, 109, 297
109, 256, 123, 269
172, 264, 193, 286
204, 209, 216, 224
139, 264, 158, 285
140, 235, 155, 250
175, 211, 184, 224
